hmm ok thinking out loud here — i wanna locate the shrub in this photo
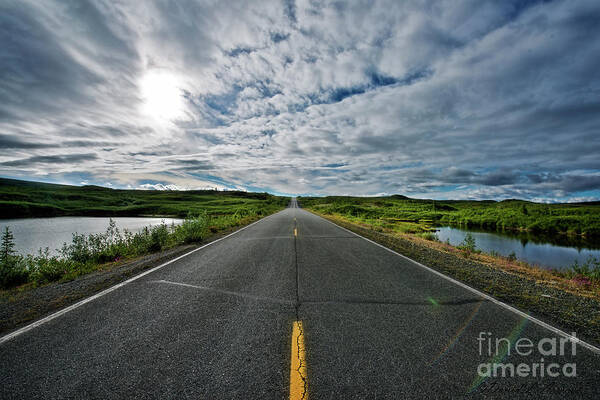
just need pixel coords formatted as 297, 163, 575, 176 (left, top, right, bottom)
420, 232, 438, 241
458, 233, 477, 252
570, 256, 600, 281
61, 233, 93, 264
176, 213, 208, 244
0, 256, 29, 288
149, 223, 169, 251
27, 250, 82, 284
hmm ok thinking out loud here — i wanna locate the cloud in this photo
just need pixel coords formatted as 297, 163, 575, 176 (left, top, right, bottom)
0, 0, 599, 200
0, 135, 53, 149
1, 153, 98, 167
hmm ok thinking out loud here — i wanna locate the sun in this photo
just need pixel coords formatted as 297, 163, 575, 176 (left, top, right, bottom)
139, 70, 186, 121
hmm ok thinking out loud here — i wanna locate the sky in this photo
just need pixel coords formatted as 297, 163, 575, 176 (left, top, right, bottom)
1, 0, 599, 201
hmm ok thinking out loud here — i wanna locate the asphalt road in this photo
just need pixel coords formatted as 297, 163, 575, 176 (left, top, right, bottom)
1, 199, 599, 399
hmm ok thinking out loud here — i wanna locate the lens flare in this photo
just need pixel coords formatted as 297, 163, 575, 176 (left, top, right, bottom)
430, 300, 484, 365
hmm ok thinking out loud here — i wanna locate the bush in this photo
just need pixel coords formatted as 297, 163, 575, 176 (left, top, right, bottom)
0, 256, 29, 288
61, 233, 93, 263
458, 233, 477, 252
27, 250, 82, 284
419, 232, 438, 241
176, 213, 208, 243
570, 256, 600, 281
149, 223, 169, 251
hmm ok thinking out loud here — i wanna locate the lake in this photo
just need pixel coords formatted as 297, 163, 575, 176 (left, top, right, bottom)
0, 217, 183, 256
435, 226, 600, 270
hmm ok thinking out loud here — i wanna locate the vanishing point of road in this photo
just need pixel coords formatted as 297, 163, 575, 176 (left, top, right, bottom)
1, 199, 599, 399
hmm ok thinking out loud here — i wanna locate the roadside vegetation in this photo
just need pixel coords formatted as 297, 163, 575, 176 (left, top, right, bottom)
0, 207, 285, 290
307, 211, 600, 344
299, 195, 600, 237
299, 196, 600, 286
0, 178, 289, 290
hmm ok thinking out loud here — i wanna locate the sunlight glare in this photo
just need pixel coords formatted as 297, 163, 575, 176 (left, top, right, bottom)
139, 70, 186, 121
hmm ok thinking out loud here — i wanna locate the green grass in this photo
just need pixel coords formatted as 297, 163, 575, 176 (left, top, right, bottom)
0, 178, 289, 289
299, 195, 600, 236
0, 178, 288, 219
301, 195, 600, 282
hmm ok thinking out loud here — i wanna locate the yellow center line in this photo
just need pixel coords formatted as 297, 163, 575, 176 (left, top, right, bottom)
290, 321, 308, 400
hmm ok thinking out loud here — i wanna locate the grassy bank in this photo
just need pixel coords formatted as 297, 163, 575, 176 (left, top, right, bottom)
0, 178, 289, 289
300, 196, 600, 283
299, 195, 600, 237
306, 210, 600, 344
0, 208, 285, 290
0, 178, 285, 219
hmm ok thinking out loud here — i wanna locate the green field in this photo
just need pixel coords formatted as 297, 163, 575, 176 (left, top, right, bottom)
299, 195, 600, 236
0, 178, 287, 219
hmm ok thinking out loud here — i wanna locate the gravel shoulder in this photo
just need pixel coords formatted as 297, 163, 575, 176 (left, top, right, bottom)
312, 211, 600, 347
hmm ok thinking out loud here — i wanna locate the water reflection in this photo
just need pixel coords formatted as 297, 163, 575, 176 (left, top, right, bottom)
435, 225, 600, 270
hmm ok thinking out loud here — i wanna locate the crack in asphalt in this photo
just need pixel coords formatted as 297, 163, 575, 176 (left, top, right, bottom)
295, 321, 308, 400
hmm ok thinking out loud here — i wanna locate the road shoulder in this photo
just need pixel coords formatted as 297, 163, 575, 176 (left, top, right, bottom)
0, 217, 272, 335
308, 210, 600, 348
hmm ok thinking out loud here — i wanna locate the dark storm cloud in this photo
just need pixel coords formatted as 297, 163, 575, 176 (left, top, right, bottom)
525, 173, 600, 193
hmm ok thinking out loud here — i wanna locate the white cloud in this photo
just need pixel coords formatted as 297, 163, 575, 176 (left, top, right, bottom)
1, 0, 599, 200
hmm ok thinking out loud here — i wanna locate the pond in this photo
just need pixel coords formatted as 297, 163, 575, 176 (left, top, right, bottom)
0, 217, 183, 256
435, 226, 600, 270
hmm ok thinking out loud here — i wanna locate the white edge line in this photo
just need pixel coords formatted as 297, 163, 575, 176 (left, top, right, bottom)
311, 211, 600, 355
0, 211, 281, 345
